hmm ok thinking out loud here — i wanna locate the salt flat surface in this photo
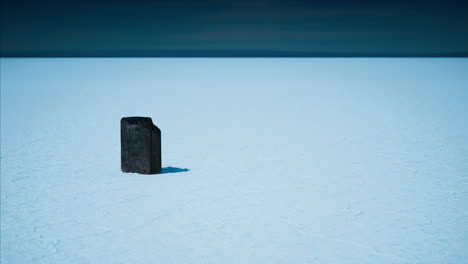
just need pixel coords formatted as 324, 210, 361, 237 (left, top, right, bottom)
1, 58, 467, 263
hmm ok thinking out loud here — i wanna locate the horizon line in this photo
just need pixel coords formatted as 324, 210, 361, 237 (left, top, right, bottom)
2, 50, 468, 58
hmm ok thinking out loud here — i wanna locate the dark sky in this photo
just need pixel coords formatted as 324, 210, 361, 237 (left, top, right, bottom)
1, 0, 468, 56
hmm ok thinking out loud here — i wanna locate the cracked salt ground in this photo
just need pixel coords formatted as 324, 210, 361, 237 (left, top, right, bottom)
1, 58, 468, 263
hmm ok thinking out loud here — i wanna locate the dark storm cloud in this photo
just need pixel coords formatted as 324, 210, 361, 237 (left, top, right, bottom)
1, 0, 467, 56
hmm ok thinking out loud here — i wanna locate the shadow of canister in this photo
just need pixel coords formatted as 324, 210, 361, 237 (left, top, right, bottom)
160, 167, 190, 174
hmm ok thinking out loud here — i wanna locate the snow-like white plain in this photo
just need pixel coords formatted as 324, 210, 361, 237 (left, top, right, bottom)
1, 58, 467, 263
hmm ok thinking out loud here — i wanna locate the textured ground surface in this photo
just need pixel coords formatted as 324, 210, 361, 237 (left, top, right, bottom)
1, 58, 467, 263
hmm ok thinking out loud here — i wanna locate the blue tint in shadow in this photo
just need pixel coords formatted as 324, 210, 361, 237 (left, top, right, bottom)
161, 167, 190, 174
